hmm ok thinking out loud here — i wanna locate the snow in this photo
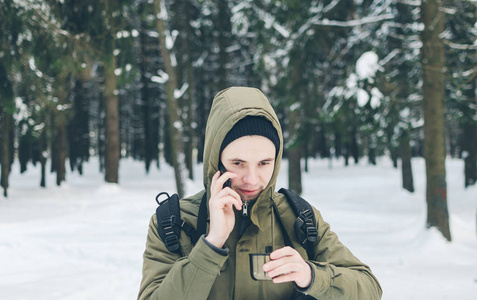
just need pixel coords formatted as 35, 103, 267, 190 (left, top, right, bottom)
156, 0, 168, 21
357, 89, 369, 107
1, 157, 476, 299
356, 51, 380, 82
255, 6, 290, 38
151, 70, 169, 84
174, 83, 189, 100
14, 97, 29, 121
312, 14, 395, 27
165, 30, 178, 50
28, 57, 44, 78
370, 87, 383, 108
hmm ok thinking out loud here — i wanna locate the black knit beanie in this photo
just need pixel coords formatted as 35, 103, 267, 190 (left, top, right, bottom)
220, 116, 280, 157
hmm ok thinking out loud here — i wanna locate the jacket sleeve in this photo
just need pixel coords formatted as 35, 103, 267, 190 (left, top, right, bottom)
300, 209, 383, 300
137, 215, 228, 300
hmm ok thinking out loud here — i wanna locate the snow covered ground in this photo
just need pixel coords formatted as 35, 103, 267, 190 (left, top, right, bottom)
0, 157, 476, 299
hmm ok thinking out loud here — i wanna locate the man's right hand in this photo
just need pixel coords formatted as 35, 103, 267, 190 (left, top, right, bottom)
205, 170, 242, 248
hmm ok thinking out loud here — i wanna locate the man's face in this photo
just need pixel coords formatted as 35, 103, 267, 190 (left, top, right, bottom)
220, 135, 276, 201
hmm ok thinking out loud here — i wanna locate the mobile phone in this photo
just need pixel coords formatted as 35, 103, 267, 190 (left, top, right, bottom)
218, 162, 232, 188
249, 253, 272, 281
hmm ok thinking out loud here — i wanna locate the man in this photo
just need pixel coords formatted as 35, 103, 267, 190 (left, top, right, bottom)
138, 87, 382, 299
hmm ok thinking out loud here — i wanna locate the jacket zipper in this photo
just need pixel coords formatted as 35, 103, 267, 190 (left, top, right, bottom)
242, 201, 248, 217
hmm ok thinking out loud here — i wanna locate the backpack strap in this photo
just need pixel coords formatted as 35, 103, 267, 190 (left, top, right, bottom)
193, 192, 208, 244
278, 188, 318, 260
271, 199, 294, 248
155, 189, 318, 260
271, 191, 320, 300
155, 192, 198, 255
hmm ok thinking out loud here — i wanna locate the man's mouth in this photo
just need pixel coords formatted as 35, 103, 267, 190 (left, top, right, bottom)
239, 188, 260, 197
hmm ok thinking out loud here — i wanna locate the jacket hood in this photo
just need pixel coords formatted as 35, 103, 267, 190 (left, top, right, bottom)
203, 87, 283, 202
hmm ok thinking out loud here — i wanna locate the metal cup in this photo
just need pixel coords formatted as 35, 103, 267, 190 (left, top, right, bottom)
249, 253, 272, 281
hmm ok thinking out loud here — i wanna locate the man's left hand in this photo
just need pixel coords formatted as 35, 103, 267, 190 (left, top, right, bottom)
262, 246, 312, 288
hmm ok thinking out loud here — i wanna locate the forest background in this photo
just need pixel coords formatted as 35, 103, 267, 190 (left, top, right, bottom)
0, 0, 476, 241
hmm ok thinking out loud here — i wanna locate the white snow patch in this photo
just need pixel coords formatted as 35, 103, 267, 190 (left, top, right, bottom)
1, 157, 476, 300
356, 51, 381, 82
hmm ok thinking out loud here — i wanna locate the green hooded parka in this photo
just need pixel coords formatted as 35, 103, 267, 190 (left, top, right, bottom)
138, 87, 382, 300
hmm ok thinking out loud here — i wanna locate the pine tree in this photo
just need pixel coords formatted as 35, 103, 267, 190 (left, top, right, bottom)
153, 0, 186, 197
420, 0, 451, 241
0, 63, 14, 197
445, 0, 477, 188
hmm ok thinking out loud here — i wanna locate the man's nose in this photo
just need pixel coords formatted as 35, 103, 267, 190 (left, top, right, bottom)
243, 167, 259, 185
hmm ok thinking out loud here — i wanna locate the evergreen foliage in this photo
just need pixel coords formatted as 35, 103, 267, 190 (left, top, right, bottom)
1, 0, 476, 238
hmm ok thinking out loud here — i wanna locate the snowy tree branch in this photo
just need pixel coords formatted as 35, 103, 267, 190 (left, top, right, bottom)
396, 0, 421, 7
312, 14, 395, 27
443, 39, 477, 50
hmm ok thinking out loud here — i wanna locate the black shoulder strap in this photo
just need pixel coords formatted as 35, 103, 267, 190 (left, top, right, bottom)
155, 192, 197, 255
278, 188, 318, 260
271, 200, 294, 248
155, 189, 317, 259
193, 192, 208, 244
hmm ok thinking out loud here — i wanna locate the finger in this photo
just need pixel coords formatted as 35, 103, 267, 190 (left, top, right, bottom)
271, 272, 298, 284
222, 188, 242, 209
210, 192, 242, 210
269, 246, 297, 260
263, 255, 296, 273
266, 262, 301, 279
264, 248, 303, 273
210, 171, 223, 194
213, 186, 242, 208
219, 171, 236, 187
211, 171, 237, 195
270, 262, 312, 288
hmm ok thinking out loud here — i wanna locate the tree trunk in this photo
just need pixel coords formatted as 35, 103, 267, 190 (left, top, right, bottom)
217, 0, 229, 90
53, 77, 69, 186
18, 128, 31, 173
138, 2, 155, 173
141, 58, 153, 173
463, 78, 477, 187
287, 56, 303, 194
288, 147, 302, 195
69, 65, 91, 174
154, 0, 185, 197
420, 0, 451, 241
400, 129, 414, 193
39, 126, 47, 188
351, 127, 359, 164
103, 38, 120, 183
368, 138, 377, 166
184, 78, 194, 181
0, 111, 11, 197
196, 83, 207, 164
388, 130, 400, 169
184, 0, 195, 181
0, 62, 14, 197
335, 131, 342, 158
50, 117, 58, 174
344, 141, 350, 166
56, 119, 67, 186
287, 106, 302, 194
98, 90, 105, 173
389, 145, 399, 169
463, 123, 477, 187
